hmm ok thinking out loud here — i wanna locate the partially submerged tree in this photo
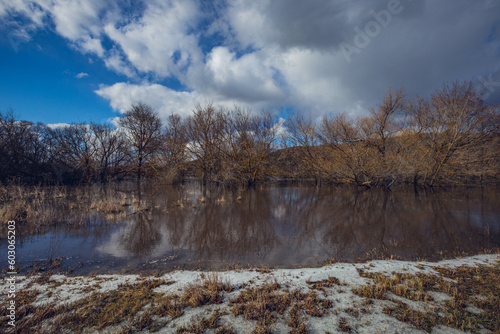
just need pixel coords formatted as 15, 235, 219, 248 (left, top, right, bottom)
0, 110, 54, 183
285, 114, 323, 181
160, 114, 188, 182
287, 82, 499, 187
366, 89, 405, 156
224, 107, 280, 185
119, 102, 163, 180
0, 81, 497, 186
184, 103, 283, 185
407, 81, 498, 185
185, 103, 227, 184
90, 123, 127, 182
47, 123, 96, 183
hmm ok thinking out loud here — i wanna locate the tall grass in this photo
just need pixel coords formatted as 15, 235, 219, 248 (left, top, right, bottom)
0, 184, 141, 237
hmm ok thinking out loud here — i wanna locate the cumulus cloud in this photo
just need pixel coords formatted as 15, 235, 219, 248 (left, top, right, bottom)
219, 0, 500, 117
223, 0, 354, 50
46, 123, 71, 129
95, 82, 199, 118
0, 0, 46, 27
103, 48, 137, 79
201, 46, 285, 102
79, 36, 104, 57
1, 0, 499, 120
95, 80, 288, 121
102, 0, 202, 79
75, 72, 89, 79
49, 0, 104, 40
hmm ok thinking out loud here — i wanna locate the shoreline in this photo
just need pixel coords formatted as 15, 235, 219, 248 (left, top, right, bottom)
2, 253, 499, 333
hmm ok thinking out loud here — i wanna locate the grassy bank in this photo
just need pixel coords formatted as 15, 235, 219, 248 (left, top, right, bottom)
1, 254, 498, 333
0, 184, 156, 238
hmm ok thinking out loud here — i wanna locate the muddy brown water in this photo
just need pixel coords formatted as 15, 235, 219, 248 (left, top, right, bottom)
1, 184, 499, 274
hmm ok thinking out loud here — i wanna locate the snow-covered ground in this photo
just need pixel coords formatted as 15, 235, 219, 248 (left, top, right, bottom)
3, 254, 499, 333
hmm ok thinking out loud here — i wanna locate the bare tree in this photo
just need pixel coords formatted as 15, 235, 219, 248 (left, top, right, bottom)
118, 102, 163, 180
224, 107, 280, 185
185, 102, 227, 184
90, 123, 127, 182
362, 89, 408, 186
49, 123, 96, 183
0, 81, 498, 186
317, 113, 376, 186
407, 81, 497, 185
366, 89, 405, 156
286, 114, 323, 181
160, 114, 188, 182
286, 84, 498, 187
0, 110, 54, 183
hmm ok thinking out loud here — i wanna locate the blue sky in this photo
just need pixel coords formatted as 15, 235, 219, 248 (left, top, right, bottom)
0, 0, 499, 126
0, 29, 122, 124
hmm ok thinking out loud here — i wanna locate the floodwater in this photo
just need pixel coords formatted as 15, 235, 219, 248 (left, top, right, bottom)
2, 184, 499, 274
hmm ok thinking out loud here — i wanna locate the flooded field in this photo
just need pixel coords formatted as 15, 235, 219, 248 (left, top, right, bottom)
1, 184, 499, 274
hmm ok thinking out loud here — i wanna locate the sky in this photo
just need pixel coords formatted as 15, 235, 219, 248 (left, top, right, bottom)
0, 0, 499, 126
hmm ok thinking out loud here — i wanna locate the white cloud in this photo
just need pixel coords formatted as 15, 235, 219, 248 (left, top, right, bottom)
200, 46, 284, 103
272, 117, 289, 139
103, 0, 202, 79
103, 49, 137, 79
108, 116, 121, 128
0, 0, 47, 27
95, 82, 199, 118
47, 123, 71, 129
1, 0, 499, 121
95, 81, 282, 121
0, 0, 107, 55
75, 72, 89, 79
49, 0, 104, 40
79, 36, 104, 56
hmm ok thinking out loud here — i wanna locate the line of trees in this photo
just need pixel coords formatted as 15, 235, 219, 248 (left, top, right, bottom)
1, 81, 499, 187
286, 82, 500, 187
0, 102, 282, 185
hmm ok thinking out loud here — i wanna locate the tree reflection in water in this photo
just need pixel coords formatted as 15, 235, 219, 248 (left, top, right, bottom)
106, 184, 499, 270
4, 184, 498, 273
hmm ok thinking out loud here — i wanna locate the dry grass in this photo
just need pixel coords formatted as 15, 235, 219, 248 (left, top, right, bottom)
4, 258, 498, 333
287, 304, 308, 334
0, 186, 62, 228
180, 273, 233, 307
0, 184, 151, 237
175, 310, 234, 333
338, 316, 352, 332
90, 196, 127, 214
229, 281, 333, 332
307, 276, 340, 295
354, 263, 500, 333
0, 288, 39, 333
383, 302, 437, 332
0, 279, 166, 333
301, 290, 333, 317
133, 274, 233, 332
55, 279, 166, 331
150, 294, 184, 319
0, 272, 237, 333
230, 282, 288, 327
352, 269, 434, 302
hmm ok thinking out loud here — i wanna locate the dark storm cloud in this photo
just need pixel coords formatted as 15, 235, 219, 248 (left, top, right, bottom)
221, 0, 499, 117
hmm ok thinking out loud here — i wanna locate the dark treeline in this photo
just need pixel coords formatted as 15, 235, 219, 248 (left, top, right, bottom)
1, 81, 499, 187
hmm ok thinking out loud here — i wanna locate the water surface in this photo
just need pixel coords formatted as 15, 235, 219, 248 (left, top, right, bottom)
2, 184, 499, 274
